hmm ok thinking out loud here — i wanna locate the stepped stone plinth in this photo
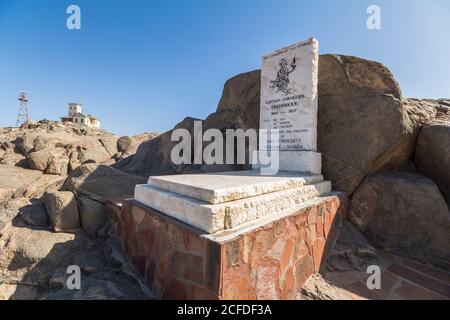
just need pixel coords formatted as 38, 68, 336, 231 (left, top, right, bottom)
135, 170, 331, 233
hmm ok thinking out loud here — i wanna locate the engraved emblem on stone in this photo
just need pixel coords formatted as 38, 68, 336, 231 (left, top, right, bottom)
270, 56, 297, 95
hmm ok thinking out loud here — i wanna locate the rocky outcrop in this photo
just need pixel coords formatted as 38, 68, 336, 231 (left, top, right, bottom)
403, 99, 438, 129
43, 191, 80, 232
318, 55, 414, 194
63, 163, 146, 202
19, 201, 49, 227
115, 117, 200, 176
28, 147, 69, 175
113, 132, 159, 162
79, 196, 107, 237
0, 165, 44, 205
0, 122, 155, 300
216, 70, 261, 131
348, 171, 450, 266
117, 136, 132, 153
415, 120, 450, 205
1, 121, 125, 177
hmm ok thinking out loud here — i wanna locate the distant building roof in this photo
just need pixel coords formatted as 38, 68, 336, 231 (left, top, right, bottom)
73, 112, 87, 117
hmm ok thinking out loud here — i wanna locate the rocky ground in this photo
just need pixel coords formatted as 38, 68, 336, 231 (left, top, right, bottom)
0, 120, 158, 299
1, 54, 449, 300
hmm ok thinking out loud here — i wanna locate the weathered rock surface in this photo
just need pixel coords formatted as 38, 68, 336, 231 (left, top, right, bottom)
0, 188, 13, 207
27, 147, 69, 175
114, 117, 204, 176
0, 220, 148, 300
318, 55, 415, 194
297, 273, 352, 300
415, 120, 450, 205
216, 69, 261, 131
0, 152, 27, 167
0, 165, 43, 194
113, 132, 159, 163
79, 196, 107, 237
19, 201, 49, 227
63, 163, 146, 202
0, 122, 154, 300
117, 136, 132, 152
326, 221, 379, 272
0, 121, 125, 177
1, 198, 32, 231
349, 171, 450, 266
403, 99, 438, 129
43, 191, 80, 232
18, 174, 66, 199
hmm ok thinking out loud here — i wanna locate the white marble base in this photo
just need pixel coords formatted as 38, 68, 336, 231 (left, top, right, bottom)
253, 150, 322, 174
134, 171, 332, 233
148, 170, 324, 204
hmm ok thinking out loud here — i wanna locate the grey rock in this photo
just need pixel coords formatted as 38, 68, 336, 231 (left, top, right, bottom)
43, 191, 80, 232
27, 147, 69, 175
349, 171, 450, 266
117, 136, 132, 152
318, 55, 413, 194
79, 196, 107, 237
415, 120, 450, 205
63, 163, 146, 202
216, 69, 261, 130
48, 267, 70, 289
113, 117, 202, 176
20, 202, 49, 227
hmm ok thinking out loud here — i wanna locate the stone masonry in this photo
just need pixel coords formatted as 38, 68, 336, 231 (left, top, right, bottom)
106, 192, 346, 299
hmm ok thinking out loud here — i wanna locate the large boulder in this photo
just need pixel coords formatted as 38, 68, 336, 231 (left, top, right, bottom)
114, 117, 203, 176
79, 196, 107, 237
0, 152, 27, 167
7, 123, 120, 175
0, 224, 83, 270
19, 201, 49, 227
415, 118, 450, 205
63, 163, 146, 202
43, 191, 81, 232
216, 70, 261, 131
0, 165, 43, 198
317, 55, 415, 194
27, 147, 69, 175
117, 136, 132, 153
349, 171, 450, 267
0, 188, 13, 207
18, 174, 66, 199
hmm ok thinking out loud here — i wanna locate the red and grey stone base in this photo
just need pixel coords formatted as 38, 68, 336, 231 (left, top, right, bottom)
106, 192, 347, 300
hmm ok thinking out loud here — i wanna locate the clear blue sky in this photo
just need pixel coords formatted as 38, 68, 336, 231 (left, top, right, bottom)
1, 0, 449, 135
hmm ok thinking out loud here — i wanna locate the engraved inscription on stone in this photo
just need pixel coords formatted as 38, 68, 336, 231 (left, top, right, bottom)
260, 38, 319, 152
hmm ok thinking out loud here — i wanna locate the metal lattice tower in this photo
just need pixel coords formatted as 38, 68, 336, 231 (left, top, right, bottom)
16, 91, 30, 127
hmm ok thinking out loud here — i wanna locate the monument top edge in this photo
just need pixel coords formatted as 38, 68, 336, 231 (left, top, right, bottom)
262, 37, 318, 60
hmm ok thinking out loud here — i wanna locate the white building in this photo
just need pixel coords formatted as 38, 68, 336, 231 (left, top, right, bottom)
61, 103, 101, 128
